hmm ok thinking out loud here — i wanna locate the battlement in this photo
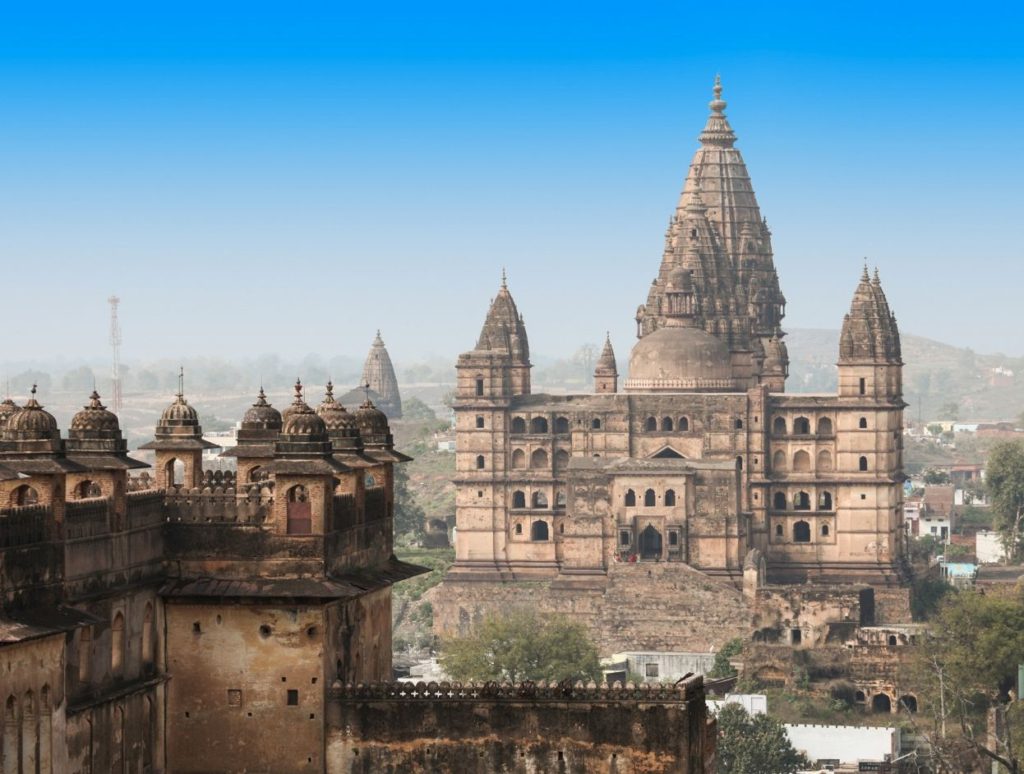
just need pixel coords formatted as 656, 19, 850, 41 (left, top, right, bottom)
65, 497, 111, 539
329, 677, 704, 703
164, 484, 272, 524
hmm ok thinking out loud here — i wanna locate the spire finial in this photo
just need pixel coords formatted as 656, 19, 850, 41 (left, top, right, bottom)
861, 260, 870, 282
293, 378, 303, 404
326, 379, 334, 399
501, 266, 507, 289
177, 366, 184, 398
30, 383, 36, 397
873, 266, 881, 284
709, 74, 726, 114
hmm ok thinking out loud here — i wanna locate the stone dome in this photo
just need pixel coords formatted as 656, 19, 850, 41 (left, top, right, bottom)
5, 388, 59, 440
161, 393, 199, 425
281, 381, 327, 438
317, 382, 358, 434
70, 391, 120, 433
625, 326, 737, 392
355, 398, 393, 448
242, 388, 282, 431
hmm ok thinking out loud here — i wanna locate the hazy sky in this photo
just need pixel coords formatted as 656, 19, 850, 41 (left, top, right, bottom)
2, 2, 1022, 367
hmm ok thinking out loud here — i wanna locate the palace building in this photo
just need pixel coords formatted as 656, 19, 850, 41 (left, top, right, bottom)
437, 78, 908, 647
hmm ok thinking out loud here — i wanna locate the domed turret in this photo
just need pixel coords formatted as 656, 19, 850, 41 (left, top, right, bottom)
66, 391, 146, 467
317, 382, 355, 432
270, 380, 349, 472
70, 391, 120, 435
4, 386, 59, 442
355, 397, 392, 449
138, 372, 219, 489
242, 388, 282, 431
625, 326, 738, 392
281, 381, 328, 439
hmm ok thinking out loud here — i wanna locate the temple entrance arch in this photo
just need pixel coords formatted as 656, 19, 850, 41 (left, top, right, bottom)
638, 525, 663, 561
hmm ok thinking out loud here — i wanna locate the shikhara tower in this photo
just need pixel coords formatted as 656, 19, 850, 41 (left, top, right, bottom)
440, 78, 907, 649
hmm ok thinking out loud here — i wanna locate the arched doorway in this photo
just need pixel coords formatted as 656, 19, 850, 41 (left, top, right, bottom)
872, 694, 892, 713
286, 485, 312, 535
638, 525, 662, 561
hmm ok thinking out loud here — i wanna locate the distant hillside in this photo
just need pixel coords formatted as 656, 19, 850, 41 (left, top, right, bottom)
787, 328, 1024, 422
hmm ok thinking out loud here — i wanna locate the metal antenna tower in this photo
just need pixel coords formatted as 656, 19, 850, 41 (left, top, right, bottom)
108, 295, 123, 412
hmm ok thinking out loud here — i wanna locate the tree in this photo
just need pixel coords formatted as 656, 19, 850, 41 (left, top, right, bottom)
393, 464, 426, 538
440, 609, 601, 684
923, 468, 951, 485
939, 401, 960, 421
909, 591, 1024, 772
402, 397, 437, 421
987, 441, 1024, 558
715, 704, 808, 774
707, 638, 744, 679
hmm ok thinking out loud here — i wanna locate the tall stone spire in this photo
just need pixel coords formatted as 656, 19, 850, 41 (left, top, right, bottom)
459, 272, 532, 398
360, 330, 403, 419
839, 266, 901, 364
594, 333, 618, 394
475, 274, 530, 364
638, 76, 788, 389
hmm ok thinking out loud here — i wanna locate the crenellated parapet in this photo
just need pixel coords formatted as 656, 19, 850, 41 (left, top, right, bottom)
163, 484, 273, 524
329, 676, 704, 703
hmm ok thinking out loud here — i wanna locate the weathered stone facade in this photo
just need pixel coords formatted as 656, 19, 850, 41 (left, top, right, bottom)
438, 78, 908, 650
0, 382, 715, 772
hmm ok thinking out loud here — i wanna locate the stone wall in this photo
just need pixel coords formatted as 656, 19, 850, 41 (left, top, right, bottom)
325, 679, 715, 774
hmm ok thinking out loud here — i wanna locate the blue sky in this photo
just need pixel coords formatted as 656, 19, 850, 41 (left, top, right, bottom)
1, 1, 1022, 365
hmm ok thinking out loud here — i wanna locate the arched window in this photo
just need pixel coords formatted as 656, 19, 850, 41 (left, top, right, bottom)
512, 491, 526, 509
515, 523, 522, 535
531, 491, 548, 509
511, 417, 527, 434
475, 378, 484, 396
531, 521, 549, 541
111, 612, 125, 675
555, 490, 566, 508
10, 484, 39, 506
678, 417, 690, 432
530, 417, 549, 434
794, 491, 811, 510
872, 694, 891, 713
644, 417, 657, 432
793, 450, 810, 472
661, 417, 673, 432
859, 456, 869, 471
818, 491, 833, 510
772, 417, 786, 435
859, 417, 868, 429
530, 448, 548, 469
475, 455, 485, 470
624, 489, 636, 507
142, 603, 154, 666
821, 523, 830, 536
664, 489, 676, 506
248, 466, 263, 483
900, 695, 918, 713
591, 418, 602, 430
775, 524, 783, 537
165, 458, 185, 487
735, 418, 744, 429
75, 480, 102, 499
554, 449, 570, 471
773, 492, 786, 510
644, 489, 656, 507
511, 449, 527, 469
736, 455, 743, 470
772, 450, 787, 472
286, 484, 312, 535
793, 521, 811, 543
793, 417, 810, 434
476, 415, 485, 428
554, 417, 570, 434
816, 449, 833, 472
817, 417, 833, 435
